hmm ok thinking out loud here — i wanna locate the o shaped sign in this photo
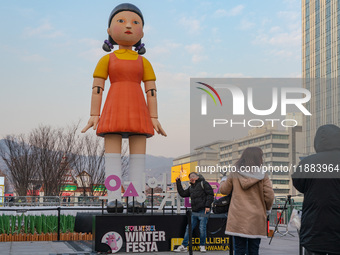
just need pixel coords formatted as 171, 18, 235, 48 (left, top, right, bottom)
105, 175, 121, 191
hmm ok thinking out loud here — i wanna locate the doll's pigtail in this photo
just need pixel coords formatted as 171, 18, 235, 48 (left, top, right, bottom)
135, 42, 146, 55
103, 39, 114, 52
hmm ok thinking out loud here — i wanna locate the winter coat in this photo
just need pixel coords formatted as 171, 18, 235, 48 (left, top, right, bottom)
292, 124, 340, 254
220, 169, 274, 239
176, 176, 214, 212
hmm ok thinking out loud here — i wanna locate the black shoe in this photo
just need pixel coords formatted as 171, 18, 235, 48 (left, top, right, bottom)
107, 200, 124, 213
127, 201, 147, 213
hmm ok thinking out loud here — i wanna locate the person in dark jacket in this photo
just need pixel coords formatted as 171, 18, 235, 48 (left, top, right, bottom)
292, 124, 340, 255
174, 172, 214, 253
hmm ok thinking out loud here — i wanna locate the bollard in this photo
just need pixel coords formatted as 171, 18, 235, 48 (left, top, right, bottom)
151, 188, 154, 215
57, 207, 61, 241
132, 197, 135, 214
229, 236, 234, 255
126, 197, 129, 215
187, 210, 193, 255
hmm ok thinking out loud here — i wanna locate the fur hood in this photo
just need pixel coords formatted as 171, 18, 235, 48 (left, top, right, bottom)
236, 166, 266, 190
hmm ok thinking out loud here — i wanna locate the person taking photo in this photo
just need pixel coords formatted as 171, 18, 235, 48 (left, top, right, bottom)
174, 172, 214, 253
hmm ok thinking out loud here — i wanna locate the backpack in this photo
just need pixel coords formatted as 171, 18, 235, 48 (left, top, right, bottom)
212, 194, 232, 214
208, 189, 231, 235
200, 180, 232, 214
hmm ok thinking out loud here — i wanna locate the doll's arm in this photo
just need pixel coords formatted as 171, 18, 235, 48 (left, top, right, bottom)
145, 80, 167, 137
81, 77, 105, 133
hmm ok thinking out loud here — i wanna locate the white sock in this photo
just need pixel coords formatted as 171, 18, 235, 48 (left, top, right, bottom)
105, 153, 121, 202
128, 154, 145, 201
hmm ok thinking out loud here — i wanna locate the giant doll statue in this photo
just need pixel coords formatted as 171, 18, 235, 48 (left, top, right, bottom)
82, 3, 166, 211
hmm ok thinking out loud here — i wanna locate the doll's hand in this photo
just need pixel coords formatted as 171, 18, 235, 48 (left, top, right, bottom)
81, 116, 100, 133
151, 118, 167, 136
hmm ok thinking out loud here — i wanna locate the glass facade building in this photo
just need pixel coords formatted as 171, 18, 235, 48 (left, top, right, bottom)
302, 0, 340, 154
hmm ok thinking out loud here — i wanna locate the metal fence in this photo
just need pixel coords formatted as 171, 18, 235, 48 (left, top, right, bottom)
0, 194, 186, 208
268, 196, 302, 237
0, 196, 103, 207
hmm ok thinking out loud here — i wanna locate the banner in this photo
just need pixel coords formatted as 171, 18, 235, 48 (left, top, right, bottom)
171, 162, 198, 183
93, 214, 230, 253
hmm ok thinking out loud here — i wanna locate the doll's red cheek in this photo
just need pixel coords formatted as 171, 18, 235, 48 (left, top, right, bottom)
112, 26, 122, 34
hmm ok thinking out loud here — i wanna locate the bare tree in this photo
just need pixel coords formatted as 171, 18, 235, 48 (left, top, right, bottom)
73, 136, 130, 197
73, 135, 105, 196
29, 125, 78, 196
0, 135, 39, 196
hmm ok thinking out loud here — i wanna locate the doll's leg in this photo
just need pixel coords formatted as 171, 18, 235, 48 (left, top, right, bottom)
104, 134, 122, 202
128, 135, 146, 201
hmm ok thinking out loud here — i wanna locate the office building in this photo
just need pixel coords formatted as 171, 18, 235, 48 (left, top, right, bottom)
302, 0, 340, 154
172, 141, 226, 183
173, 124, 303, 196
220, 125, 303, 196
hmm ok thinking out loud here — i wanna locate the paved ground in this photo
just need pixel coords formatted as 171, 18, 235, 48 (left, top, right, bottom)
0, 230, 301, 255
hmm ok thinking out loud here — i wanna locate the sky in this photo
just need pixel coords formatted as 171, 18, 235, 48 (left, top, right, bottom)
0, 0, 301, 158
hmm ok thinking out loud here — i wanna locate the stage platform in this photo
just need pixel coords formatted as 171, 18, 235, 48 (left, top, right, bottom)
0, 227, 300, 255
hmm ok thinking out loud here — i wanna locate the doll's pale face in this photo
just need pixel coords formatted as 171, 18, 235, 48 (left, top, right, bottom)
108, 11, 144, 47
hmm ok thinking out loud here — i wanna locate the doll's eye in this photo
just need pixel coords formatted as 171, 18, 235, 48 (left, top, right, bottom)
133, 21, 140, 25
117, 19, 124, 23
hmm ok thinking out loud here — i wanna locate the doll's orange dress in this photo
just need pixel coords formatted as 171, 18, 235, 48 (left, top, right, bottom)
95, 51, 154, 138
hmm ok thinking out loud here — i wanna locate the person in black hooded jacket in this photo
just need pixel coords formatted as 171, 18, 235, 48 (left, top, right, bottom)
174, 172, 214, 253
292, 124, 340, 255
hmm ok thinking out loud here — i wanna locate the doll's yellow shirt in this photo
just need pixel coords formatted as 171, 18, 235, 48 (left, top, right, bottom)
93, 49, 156, 81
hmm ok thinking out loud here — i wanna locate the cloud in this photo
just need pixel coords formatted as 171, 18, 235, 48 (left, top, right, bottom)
195, 71, 209, 77
277, 11, 299, 22
38, 66, 53, 73
191, 54, 208, 63
178, 17, 201, 34
79, 38, 101, 47
78, 38, 105, 62
253, 28, 301, 47
247, 6, 301, 62
149, 41, 181, 56
261, 18, 272, 26
211, 27, 222, 43
20, 54, 46, 62
269, 26, 281, 33
228, 5, 245, 16
214, 9, 228, 17
185, 44, 203, 54
287, 72, 302, 78
268, 49, 293, 57
222, 73, 250, 78
143, 24, 152, 34
282, 0, 300, 9
158, 71, 190, 85
185, 44, 208, 63
214, 5, 245, 17
23, 20, 64, 38
239, 19, 256, 30
265, 48, 301, 61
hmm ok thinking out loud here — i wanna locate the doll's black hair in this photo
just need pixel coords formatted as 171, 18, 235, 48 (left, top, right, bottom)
102, 3, 146, 55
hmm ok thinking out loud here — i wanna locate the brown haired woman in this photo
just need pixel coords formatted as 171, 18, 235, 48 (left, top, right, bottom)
220, 147, 274, 255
